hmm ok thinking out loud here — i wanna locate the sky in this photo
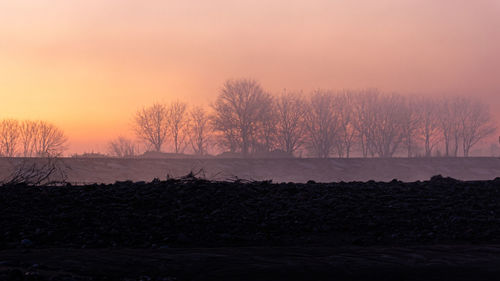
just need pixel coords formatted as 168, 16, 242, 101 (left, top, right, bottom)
1, 0, 499, 154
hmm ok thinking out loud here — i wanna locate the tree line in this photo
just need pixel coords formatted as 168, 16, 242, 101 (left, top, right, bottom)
0, 120, 67, 157
110, 79, 496, 158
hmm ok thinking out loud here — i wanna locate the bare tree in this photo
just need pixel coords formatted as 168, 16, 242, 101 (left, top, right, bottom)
16, 120, 68, 157
252, 97, 277, 154
438, 97, 462, 157
188, 106, 211, 155
32, 121, 68, 157
449, 98, 463, 157
351, 89, 379, 157
211, 103, 239, 153
369, 94, 405, 158
20, 120, 38, 157
400, 96, 422, 157
418, 98, 442, 157
334, 91, 357, 158
0, 119, 20, 157
456, 97, 496, 157
168, 101, 188, 154
134, 103, 169, 152
303, 90, 339, 158
108, 137, 137, 157
275, 90, 305, 155
211, 79, 273, 157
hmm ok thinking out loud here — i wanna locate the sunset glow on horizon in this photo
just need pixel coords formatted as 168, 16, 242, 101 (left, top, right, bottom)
1, 0, 499, 154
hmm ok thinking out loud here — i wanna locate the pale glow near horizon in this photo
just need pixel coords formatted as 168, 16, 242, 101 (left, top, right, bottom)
0, 0, 499, 154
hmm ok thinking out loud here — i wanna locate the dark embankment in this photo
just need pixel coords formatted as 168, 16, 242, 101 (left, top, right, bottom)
1, 176, 500, 280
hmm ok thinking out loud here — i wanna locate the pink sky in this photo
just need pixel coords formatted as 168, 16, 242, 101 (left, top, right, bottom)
0, 0, 499, 154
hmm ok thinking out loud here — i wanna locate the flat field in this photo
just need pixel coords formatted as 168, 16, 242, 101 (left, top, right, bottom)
1, 157, 500, 183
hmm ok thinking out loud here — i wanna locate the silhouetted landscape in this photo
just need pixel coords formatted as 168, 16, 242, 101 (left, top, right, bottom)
2, 174, 500, 280
2, 1, 500, 280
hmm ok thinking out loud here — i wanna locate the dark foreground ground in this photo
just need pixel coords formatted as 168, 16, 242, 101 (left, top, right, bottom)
1, 175, 500, 280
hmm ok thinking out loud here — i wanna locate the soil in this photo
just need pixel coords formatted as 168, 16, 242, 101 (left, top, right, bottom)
1, 175, 500, 280
2, 157, 500, 184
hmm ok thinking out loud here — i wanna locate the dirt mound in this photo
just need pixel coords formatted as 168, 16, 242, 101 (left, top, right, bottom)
2, 177, 500, 249
2, 177, 500, 280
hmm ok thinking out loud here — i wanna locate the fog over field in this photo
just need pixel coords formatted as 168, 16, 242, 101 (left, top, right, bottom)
1, 157, 500, 184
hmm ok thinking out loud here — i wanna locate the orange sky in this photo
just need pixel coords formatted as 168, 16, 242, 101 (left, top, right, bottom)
1, 0, 499, 154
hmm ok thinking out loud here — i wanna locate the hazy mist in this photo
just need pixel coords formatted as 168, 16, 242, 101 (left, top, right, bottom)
1, 0, 499, 153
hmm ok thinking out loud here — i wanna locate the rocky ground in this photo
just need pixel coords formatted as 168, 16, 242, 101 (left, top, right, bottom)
1, 175, 500, 280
